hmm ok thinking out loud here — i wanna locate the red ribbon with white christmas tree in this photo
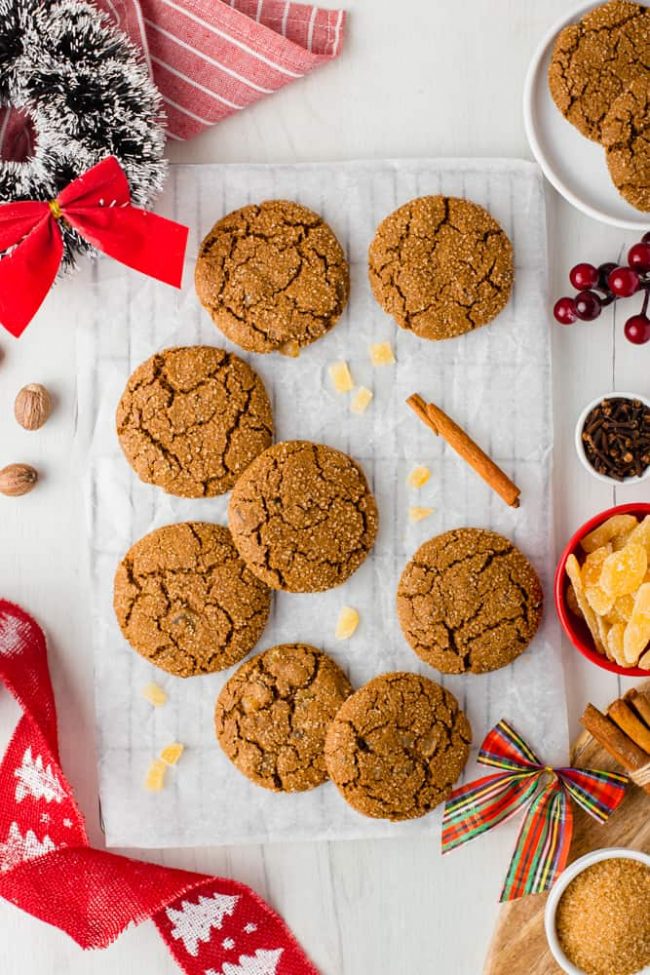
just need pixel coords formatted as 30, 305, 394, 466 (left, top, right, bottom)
441, 720, 629, 901
0, 599, 318, 975
0, 156, 189, 339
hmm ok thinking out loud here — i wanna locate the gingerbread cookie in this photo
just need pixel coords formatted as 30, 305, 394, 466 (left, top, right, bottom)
548, 1, 650, 143
116, 346, 273, 498
215, 643, 353, 792
113, 522, 271, 677
602, 76, 650, 211
324, 672, 471, 821
368, 196, 513, 341
397, 528, 543, 675
195, 200, 350, 355
228, 440, 379, 593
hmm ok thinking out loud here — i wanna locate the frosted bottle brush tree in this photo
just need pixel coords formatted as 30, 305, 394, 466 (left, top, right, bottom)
0, 0, 166, 269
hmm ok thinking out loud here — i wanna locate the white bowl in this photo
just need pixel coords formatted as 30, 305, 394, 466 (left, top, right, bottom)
545, 847, 650, 975
523, 1, 650, 230
574, 391, 650, 485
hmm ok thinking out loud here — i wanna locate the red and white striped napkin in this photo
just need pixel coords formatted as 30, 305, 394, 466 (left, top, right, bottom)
0, 0, 345, 156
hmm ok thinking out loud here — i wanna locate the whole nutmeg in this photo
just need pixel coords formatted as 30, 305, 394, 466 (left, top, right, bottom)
0, 463, 38, 496
14, 383, 52, 431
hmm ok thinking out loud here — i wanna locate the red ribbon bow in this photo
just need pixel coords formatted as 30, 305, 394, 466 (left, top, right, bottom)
0, 600, 318, 974
0, 156, 189, 338
441, 720, 628, 901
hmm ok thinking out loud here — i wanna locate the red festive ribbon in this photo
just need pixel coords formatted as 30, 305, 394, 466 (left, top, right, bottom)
0, 600, 318, 975
0, 156, 189, 338
441, 720, 628, 901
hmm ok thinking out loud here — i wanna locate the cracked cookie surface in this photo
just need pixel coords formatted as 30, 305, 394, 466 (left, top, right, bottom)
324, 672, 471, 821
113, 522, 272, 677
228, 440, 379, 593
397, 528, 543, 675
548, 1, 650, 143
195, 200, 350, 355
602, 76, 650, 211
116, 346, 273, 498
215, 643, 353, 792
368, 196, 513, 341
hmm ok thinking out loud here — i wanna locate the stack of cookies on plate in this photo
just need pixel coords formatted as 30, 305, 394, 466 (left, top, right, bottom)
111, 192, 544, 822
548, 0, 650, 212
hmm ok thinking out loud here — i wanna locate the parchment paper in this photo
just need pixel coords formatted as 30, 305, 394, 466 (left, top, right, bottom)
76, 159, 568, 848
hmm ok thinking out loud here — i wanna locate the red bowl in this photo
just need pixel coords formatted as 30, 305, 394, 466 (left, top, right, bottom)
555, 502, 650, 677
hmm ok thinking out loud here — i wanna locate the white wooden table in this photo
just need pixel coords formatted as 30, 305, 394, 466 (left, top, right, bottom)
0, 2, 645, 971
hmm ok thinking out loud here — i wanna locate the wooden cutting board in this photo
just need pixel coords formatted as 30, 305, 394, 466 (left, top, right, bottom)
483, 683, 650, 975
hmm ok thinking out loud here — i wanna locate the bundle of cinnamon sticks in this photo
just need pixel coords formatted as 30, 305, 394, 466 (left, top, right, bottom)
582, 688, 650, 795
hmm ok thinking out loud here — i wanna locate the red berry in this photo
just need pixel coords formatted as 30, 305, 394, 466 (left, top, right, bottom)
642, 232, 650, 245
553, 297, 577, 325
608, 266, 640, 298
574, 290, 602, 321
627, 243, 650, 273
624, 315, 650, 344
569, 263, 599, 290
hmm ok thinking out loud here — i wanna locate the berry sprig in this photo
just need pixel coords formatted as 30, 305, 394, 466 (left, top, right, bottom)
553, 232, 650, 345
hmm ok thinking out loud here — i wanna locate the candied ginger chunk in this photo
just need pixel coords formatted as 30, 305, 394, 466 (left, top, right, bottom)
336, 606, 359, 640
160, 742, 184, 767
581, 515, 638, 554
407, 465, 431, 489
370, 341, 396, 366
328, 361, 354, 393
141, 682, 167, 707
409, 506, 434, 523
600, 544, 647, 597
351, 386, 373, 414
145, 758, 166, 792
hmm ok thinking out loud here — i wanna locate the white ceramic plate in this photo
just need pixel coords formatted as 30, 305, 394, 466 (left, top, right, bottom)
524, 1, 650, 230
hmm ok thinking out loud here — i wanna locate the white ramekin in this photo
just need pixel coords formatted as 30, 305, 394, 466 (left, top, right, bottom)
574, 392, 650, 485
544, 847, 650, 975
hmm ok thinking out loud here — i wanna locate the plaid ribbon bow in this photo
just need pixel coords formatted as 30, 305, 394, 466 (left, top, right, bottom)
441, 721, 628, 901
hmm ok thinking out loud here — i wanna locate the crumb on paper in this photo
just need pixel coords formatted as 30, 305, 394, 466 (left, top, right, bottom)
335, 606, 359, 640
144, 758, 166, 792
407, 465, 431, 489
280, 340, 300, 358
328, 361, 354, 393
351, 386, 373, 414
409, 506, 434, 523
370, 341, 395, 366
141, 682, 167, 707
160, 742, 184, 767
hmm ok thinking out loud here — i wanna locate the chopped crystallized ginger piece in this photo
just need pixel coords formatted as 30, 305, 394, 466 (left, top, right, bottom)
566, 555, 606, 655
623, 582, 650, 664
407, 465, 431, 489
586, 585, 614, 616
280, 340, 300, 358
328, 360, 354, 393
409, 506, 434, 523
160, 742, 184, 766
141, 682, 167, 707
607, 622, 627, 665
335, 606, 359, 640
600, 543, 647, 597
350, 386, 373, 414
580, 514, 639, 554
144, 758, 166, 792
626, 514, 650, 555
581, 545, 610, 587
369, 341, 396, 366
582, 546, 614, 615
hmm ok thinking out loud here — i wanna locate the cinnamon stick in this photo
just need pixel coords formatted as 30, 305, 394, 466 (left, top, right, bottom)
406, 394, 521, 508
608, 699, 650, 754
581, 703, 650, 795
625, 688, 650, 729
